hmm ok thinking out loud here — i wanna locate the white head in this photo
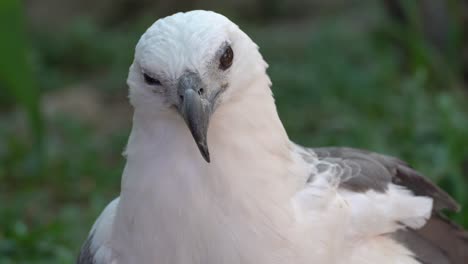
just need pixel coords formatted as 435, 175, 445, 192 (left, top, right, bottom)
127, 10, 278, 163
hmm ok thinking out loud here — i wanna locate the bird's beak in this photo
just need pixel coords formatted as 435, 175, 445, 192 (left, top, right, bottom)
178, 72, 212, 163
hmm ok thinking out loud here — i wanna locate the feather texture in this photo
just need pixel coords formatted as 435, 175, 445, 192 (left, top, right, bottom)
77, 10, 468, 264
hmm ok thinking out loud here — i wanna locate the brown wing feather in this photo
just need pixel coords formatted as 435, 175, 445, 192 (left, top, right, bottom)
308, 147, 468, 264
395, 213, 468, 264
76, 230, 96, 264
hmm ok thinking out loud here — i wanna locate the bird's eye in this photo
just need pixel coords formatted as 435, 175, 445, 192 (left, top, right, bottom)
219, 46, 233, 70
143, 73, 161, 85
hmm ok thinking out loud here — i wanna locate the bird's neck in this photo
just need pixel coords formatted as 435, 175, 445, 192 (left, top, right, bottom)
114, 76, 308, 263
123, 75, 297, 197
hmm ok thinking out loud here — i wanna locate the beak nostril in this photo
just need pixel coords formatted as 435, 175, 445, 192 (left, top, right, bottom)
198, 88, 204, 95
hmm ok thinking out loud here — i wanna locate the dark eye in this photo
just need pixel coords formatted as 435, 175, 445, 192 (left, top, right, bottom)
143, 73, 161, 85
219, 46, 233, 70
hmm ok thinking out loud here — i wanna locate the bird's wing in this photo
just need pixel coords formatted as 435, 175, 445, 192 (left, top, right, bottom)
300, 146, 468, 264
77, 197, 119, 264
310, 147, 459, 211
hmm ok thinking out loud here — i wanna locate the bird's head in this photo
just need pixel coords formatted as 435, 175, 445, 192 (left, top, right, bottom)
127, 10, 268, 163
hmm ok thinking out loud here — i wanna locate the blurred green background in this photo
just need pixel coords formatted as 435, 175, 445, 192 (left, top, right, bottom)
1, 0, 468, 263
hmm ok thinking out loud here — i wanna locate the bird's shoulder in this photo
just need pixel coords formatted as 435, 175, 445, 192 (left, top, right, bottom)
77, 198, 119, 264
296, 145, 468, 264
299, 146, 458, 212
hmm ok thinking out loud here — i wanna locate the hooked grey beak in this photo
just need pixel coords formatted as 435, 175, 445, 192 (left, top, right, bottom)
178, 72, 212, 163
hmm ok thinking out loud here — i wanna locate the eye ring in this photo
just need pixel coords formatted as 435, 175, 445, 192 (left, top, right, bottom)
143, 73, 161, 85
219, 46, 233, 70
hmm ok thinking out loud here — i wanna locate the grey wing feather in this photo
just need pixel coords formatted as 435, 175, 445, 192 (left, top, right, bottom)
77, 231, 96, 264
311, 147, 459, 211
394, 213, 468, 264
303, 146, 468, 264
76, 198, 119, 264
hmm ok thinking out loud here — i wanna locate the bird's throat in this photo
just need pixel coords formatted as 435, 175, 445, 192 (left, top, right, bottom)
115, 84, 303, 263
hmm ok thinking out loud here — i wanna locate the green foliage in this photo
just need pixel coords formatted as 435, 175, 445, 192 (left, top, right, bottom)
32, 17, 143, 94
0, 0, 44, 173
382, 0, 464, 92
0, 116, 125, 263
1, 3, 467, 263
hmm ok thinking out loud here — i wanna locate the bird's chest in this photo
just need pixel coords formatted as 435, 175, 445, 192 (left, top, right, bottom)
111, 181, 303, 264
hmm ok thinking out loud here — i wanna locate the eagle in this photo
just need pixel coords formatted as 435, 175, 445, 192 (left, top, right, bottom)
77, 10, 468, 264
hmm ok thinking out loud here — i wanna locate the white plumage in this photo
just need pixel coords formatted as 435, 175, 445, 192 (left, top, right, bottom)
77, 10, 467, 264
